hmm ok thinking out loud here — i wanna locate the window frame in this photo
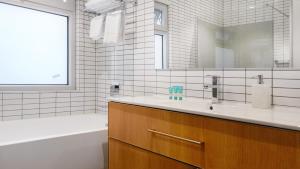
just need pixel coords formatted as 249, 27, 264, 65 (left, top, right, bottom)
155, 31, 168, 69
155, 2, 168, 32
0, 0, 75, 91
155, 2, 168, 69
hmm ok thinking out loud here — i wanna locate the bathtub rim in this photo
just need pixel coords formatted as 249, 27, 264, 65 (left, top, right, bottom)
0, 114, 107, 147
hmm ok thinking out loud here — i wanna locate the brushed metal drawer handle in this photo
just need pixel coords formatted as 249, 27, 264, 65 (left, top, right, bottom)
148, 129, 204, 145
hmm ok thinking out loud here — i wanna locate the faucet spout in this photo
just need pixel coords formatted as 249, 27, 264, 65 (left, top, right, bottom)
204, 75, 221, 104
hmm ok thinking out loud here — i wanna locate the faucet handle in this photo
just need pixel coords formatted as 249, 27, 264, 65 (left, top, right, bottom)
205, 75, 221, 87
205, 75, 221, 78
203, 84, 211, 89
203, 84, 220, 89
250, 74, 265, 84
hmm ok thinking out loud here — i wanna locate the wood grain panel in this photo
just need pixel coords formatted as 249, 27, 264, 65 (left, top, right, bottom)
149, 108, 205, 168
109, 102, 151, 148
109, 138, 197, 169
203, 117, 300, 169
109, 102, 205, 168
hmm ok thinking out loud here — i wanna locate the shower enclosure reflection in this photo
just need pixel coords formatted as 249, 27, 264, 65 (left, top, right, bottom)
154, 0, 293, 69
198, 20, 274, 68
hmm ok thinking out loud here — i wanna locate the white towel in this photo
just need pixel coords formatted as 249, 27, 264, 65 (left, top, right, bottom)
103, 10, 124, 44
89, 15, 105, 40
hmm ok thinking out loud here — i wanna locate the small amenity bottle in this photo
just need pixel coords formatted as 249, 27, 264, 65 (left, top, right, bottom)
178, 86, 183, 101
169, 87, 174, 100
174, 86, 178, 100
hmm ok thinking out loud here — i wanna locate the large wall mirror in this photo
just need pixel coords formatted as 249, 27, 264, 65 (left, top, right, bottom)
154, 0, 299, 69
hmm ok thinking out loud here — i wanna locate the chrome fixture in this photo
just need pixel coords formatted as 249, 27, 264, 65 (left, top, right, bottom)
110, 83, 120, 96
204, 75, 221, 104
148, 129, 204, 145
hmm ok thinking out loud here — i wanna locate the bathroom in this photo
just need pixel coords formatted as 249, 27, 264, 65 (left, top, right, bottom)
0, 0, 299, 169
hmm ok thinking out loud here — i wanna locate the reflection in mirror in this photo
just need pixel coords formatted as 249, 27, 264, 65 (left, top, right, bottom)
154, 0, 293, 69
198, 20, 274, 68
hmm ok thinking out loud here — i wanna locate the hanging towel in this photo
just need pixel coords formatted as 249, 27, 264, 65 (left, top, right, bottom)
103, 10, 124, 44
89, 15, 105, 40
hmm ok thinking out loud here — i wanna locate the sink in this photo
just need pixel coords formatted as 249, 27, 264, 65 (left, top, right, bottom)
135, 95, 252, 114
150, 96, 213, 110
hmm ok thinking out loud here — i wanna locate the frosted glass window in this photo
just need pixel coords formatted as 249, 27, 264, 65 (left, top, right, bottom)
155, 9, 163, 26
0, 3, 69, 85
154, 2, 168, 31
155, 34, 164, 69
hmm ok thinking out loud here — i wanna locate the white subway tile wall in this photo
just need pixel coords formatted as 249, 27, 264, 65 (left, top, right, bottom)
168, 0, 224, 69
0, 0, 299, 121
96, 0, 300, 115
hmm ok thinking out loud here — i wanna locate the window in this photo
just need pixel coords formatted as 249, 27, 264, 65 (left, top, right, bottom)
154, 2, 168, 31
155, 9, 163, 26
0, 2, 75, 90
155, 32, 168, 69
155, 2, 168, 69
155, 34, 164, 69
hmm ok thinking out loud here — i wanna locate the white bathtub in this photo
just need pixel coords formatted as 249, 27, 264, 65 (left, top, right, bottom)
0, 114, 108, 169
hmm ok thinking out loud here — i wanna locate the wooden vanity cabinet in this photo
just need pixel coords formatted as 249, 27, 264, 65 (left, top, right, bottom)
109, 138, 197, 169
108, 102, 205, 168
203, 117, 300, 169
108, 102, 300, 169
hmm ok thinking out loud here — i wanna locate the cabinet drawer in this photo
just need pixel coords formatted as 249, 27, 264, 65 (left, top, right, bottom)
109, 138, 197, 169
109, 102, 205, 168
203, 117, 300, 169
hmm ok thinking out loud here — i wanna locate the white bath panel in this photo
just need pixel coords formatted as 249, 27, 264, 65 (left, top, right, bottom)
0, 131, 108, 169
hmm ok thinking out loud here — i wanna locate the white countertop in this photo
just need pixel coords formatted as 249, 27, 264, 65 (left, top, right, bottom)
109, 95, 300, 131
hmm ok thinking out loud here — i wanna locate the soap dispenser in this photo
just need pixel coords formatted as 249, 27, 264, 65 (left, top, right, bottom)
251, 75, 272, 109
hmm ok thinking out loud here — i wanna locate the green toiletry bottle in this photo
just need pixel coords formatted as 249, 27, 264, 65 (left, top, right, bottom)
178, 86, 183, 101
169, 87, 173, 100
173, 86, 178, 100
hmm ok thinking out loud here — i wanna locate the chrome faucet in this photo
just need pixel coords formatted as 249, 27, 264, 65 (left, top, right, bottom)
204, 75, 221, 104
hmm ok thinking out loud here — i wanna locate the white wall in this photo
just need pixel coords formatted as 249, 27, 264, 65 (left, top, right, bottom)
293, 0, 300, 67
